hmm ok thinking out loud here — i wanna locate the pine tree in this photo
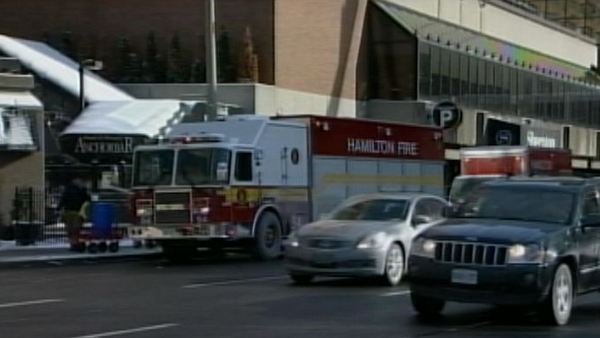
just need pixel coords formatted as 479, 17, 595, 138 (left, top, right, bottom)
60, 31, 78, 60
128, 52, 143, 83
117, 37, 132, 82
238, 27, 259, 83
167, 33, 187, 83
144, 32, 159, 82
217, 28, 235, 83
190, 59, 205, 83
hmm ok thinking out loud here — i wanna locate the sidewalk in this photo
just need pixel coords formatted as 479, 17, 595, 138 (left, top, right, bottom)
0, 239, 161, 264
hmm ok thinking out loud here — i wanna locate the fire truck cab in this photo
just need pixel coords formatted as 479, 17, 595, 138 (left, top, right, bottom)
129, 115, 445, 261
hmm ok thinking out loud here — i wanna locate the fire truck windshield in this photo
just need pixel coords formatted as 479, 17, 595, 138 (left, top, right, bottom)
175, 148, 231, 186
132, 149, 175, 186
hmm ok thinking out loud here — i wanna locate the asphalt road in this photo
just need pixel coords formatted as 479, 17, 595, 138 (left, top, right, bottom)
0, 255, 599, 338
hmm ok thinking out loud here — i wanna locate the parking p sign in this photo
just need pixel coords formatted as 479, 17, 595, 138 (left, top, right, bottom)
432, 101, 462, 129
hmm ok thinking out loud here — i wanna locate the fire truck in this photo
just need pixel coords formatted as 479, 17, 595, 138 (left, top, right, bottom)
128, 115, 445, 260
449, 145, 572, 204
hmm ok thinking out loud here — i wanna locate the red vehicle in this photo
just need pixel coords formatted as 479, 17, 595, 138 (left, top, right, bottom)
449, 146, 572, 204
127, 115, 445, 261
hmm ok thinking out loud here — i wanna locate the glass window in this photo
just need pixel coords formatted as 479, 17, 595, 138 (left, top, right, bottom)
175, 148, 231, 185
487, 62, 495, 110
329, 198, 409, 221
460, 53, 469, 99
450, 51, 460, 97
478, 58, 486, 106
418, 43, 431, 99
469, 55, 478, 104
510, 67, 518, 114
234, 152, 253, 182
133, 150, 174, 186
440, 48, 451, 96
454, 186, 575, 225
431, 46, 441, 97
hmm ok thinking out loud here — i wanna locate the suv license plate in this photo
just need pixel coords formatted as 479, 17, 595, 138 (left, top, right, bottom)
451, 269, 478, 285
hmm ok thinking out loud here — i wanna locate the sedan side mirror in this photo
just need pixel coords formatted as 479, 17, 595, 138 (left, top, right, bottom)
412, 215, 432, 226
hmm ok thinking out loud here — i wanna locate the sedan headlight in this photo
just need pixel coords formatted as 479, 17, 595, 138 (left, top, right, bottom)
356, 232, 386, 250
507, 244, 544, 264
411, 237, 436, 259
285, 232, 300, 248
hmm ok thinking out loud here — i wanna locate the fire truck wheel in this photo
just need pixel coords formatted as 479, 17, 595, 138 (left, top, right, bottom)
254, 212, 283, 260
87, 242, 99, 254
108, 241, 120, 253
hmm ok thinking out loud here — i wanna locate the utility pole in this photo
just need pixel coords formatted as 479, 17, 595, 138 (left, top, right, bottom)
205, 0, 218, 121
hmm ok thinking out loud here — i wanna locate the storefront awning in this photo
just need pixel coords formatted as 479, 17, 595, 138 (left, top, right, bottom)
0, 35, 133, 103
374, 0, 588, 80
0, 90, 42, 109
61, 99, 192, 138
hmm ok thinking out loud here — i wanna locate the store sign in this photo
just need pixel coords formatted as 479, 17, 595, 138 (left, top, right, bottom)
347, 138, 419, 157
432, 101, 462, 129
485, 118, 521, 146
522, 126, 560, 148
74, 136, 135, 154
60, 134, 148, 164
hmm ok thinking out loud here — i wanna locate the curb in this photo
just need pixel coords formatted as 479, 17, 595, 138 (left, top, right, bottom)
0, 249, 162, 266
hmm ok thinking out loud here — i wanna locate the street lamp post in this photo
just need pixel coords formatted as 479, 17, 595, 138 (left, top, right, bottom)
205, 0, 218, 121
78, 59, 103, 113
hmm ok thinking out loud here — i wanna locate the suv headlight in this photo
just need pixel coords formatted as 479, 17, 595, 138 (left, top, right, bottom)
507, 244, 544, 264
357, 232, 386, 249
411, 238, 436, 258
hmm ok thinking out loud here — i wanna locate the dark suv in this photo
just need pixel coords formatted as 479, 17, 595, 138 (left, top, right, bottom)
408, 177, 600, 325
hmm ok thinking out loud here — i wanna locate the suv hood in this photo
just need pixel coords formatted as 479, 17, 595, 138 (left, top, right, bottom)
421, 218, 565, 244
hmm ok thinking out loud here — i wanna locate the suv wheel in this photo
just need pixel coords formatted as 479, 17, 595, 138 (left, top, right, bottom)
411, 292, 445, 317
541, 263, 573, 326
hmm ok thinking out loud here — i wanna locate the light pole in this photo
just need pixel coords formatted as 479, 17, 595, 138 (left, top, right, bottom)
78, 59, 103, 113
205, 0, 218, 121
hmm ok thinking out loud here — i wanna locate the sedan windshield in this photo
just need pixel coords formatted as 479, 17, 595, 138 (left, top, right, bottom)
329, 199, 408, 221
454, 186, 575, 225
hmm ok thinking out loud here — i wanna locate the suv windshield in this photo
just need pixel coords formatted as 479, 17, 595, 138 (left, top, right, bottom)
329, 199, 408, 221
132, 150, 174, 186
454, 185, 575, 225
449, 176, 500, 204
175, 148, 231, 185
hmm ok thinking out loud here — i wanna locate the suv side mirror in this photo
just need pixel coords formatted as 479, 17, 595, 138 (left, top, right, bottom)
581, 215, 600, 229
443, 205, 455, 217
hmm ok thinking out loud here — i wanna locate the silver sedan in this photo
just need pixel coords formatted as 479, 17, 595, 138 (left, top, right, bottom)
284, 193, 447, 286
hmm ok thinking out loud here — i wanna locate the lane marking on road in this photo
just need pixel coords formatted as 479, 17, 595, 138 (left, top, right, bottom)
182, 275, 288, 289
0, 298, 65, 309
68, 323, 179, 338
380, 290, 411, 297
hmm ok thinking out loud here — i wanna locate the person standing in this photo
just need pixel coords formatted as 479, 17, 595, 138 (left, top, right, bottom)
59, 177, 91, 250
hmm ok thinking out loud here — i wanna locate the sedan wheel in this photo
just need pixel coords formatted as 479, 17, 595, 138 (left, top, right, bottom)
383, 243, 404, 286
541, 263, 573, 325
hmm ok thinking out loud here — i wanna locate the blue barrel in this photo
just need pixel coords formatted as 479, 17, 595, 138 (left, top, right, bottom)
91, 202, 116, 238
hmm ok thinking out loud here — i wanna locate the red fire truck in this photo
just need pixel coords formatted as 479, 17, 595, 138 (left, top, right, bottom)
128, 115, 445, 260
449, 146, 572, 204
